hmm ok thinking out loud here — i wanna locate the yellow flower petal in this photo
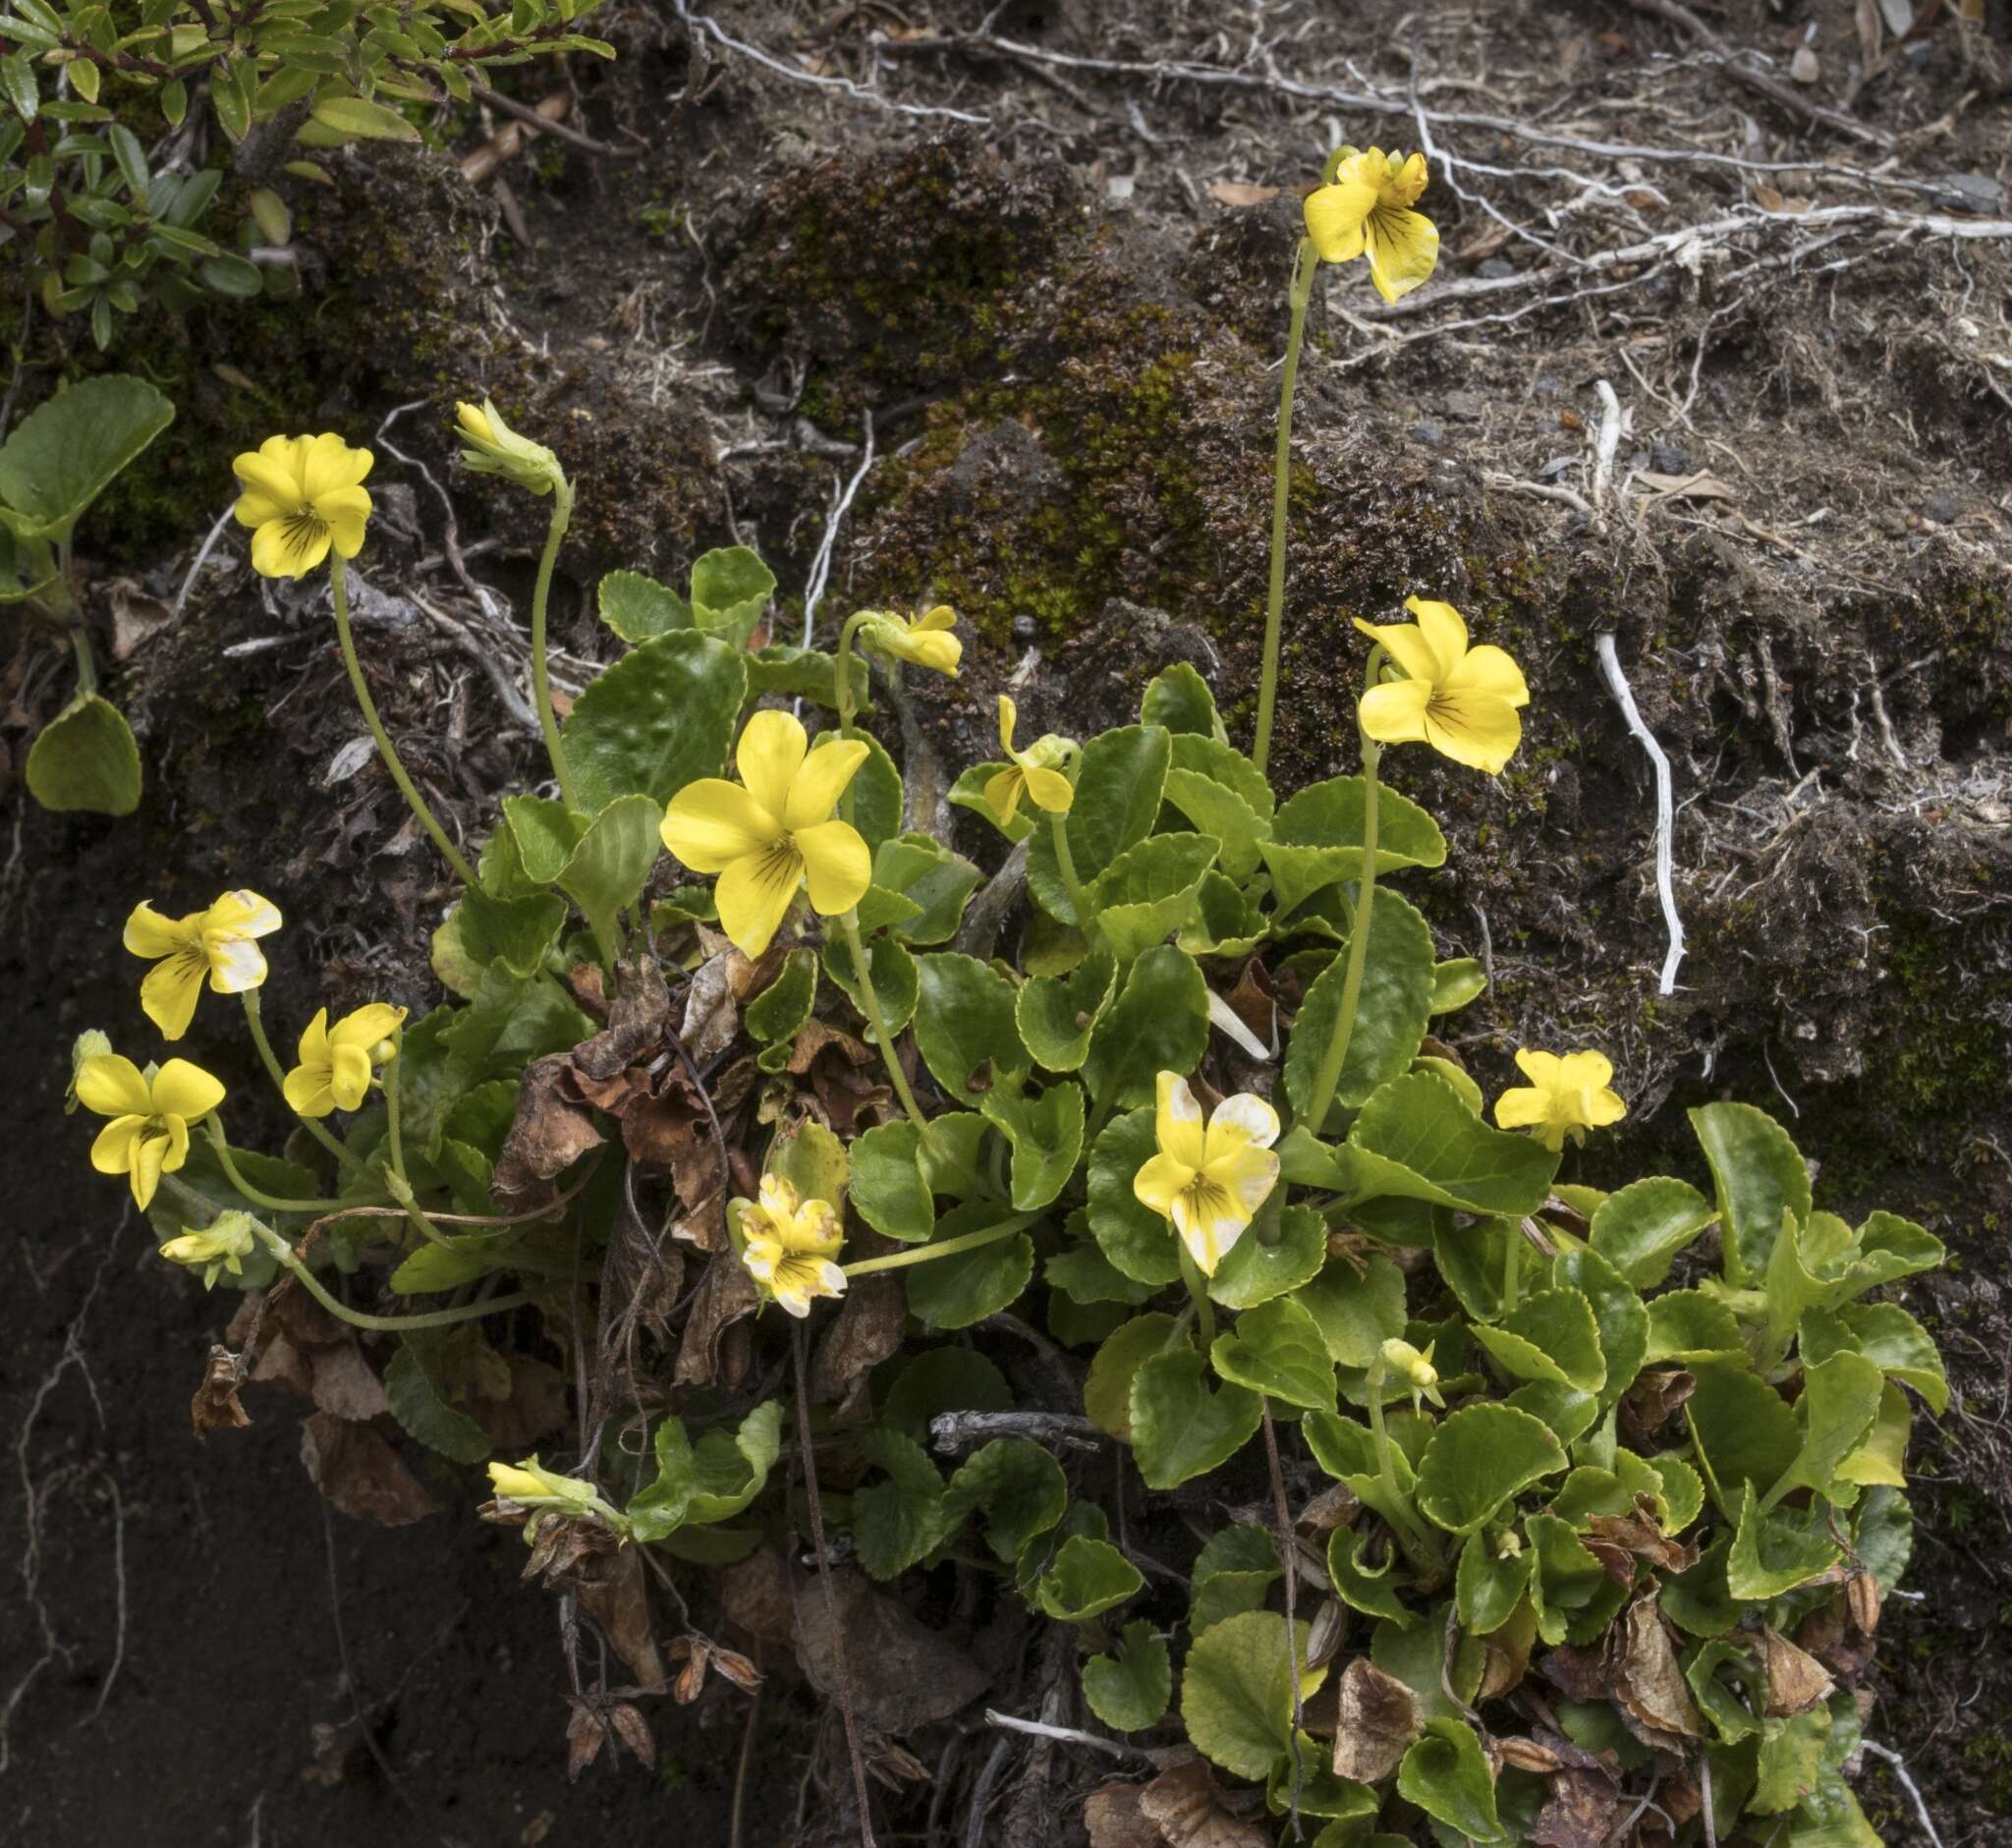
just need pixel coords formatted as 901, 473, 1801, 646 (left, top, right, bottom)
89, 1114, 145, 1174
151, 1057, 226, 1122
793, 819, 871, 917
318, 485, 373, 559
1513, 1049, 1561, 1087
77, 1053, 153, 1118
660, 780, 783, 872
1402, 597, 1469, 679
1206, 1140, 1281, 1223
1171, 1186, 1247, 1276
1202, 1092, 1281, 1163
1354, 617, 1446, 688
1421, 690, 1522, 775
329, 1041, 375, 1111
1582, 1087, 1629, 1129
301, 431, 372, 500
1304, 173, 1377, 263
1385, 151, 1429, 207
209, 889, 281, 936
1022, 765, 1075, 813
140, 953, 208, 1039
1555, 1050, 1613, 1092
1133, 1150, 1198, 1220
1447, 644, 1531, 708
1153, 1070, 1207, 1170
1491, 1087, 1550, 1131
1358, 677, 1432, 748
917, 605, 956, 633
204, 935, 268, 994
331, 1002, 406, 1051
250, 516, 330, 580
736, 709, 808, 825
787, 737, 869, 832
1363, 205, 1440, 305
231, 446, 306, 515
129, 1131, 169, 1209
983, 766, 1027, 823
123, 900, 194, 960
714, 842, 804, 958
996, 694, 1020, 756
283, 1062, 335, 1118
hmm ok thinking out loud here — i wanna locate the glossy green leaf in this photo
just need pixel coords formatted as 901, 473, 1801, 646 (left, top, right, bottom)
1429, 957, 1486, 1015
978, 1081, 1085, 1210
1140, 659, 1224, 738
555, 793, 661, 962
1191, 1524, 1285, 1633
1296, 1255, 1408, 1368
1085, 1312, 1181, 1438
1645, 1289, 1750, 1366
1763, 1351, 1883, 1509
628, 1400, 782, 1539
1130, 1347, 1261, 1489
1590, 1176, 1717, 1288
1261, 774, 1447, 915
1047, 1233, 1156, 1308
1752, 1706, 1833, 1815
1397, 1718, 1505, 1844
1326, 1525, 1416, 1627
1028, 723, 1169, 924
1034, 1535, 1144, 1622
868, 832, 981, 945
1342, 1071, 1558, 1218
1688, 1364, 1800, 1514
1647, 1452, 1706, 1531
1161, 768, 1269, 881
1524, 1511, 1612, 1646
1016, 947, 1116, 1072
823, 931, 919, 1040
1727, 1485, 1842, 1600
688, 544, 774, 645
1505, 1380, 1599, 1447
1210, 1295, 1336, 1413
310, 94, 419, 140
1683, 1637, 1761, 1743
825, 728, 903, 854
1086, 1107, 1180, 1285
564, 631, 745, 813
913, 951, 1027, 1100
1552, 1246, 1649, 1413
0, 373, 173, 537
746, 948, 817, 1043
1456, 1533, 1534, 1636
764, 1118, 848, 1213
597, 568, 691, 643
847, 1119, 935, 1244
1178, 869, 1268, 958
1471, 1288, 1606, 1394
1082, 1619, 1171, 1732
1181, 1611, 1324, 1780
880, 1348, 1013, 1438
1800, 1302, 1947, 1414
25, 691, 140, 814
851, 1428, 945, 1580
940, 1437, 1067, 1563
1090, 830, 1219, 959
1854, 1486, 1913, 1596
902, 1202, 1035, 1331
1210, 1204, 1325, 1310
382, 1341, 491, 1464
1083, 944, 1209, 1109
1415, 1404, 1568, 1536
1690, 1101, 1811, 1285
1833, 1380, 1911, 1489
1285, 889, 1436, 1126
447, 887, 567, 984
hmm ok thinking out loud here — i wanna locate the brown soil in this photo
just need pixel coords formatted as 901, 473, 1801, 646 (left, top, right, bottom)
5, 1, 2012, 1843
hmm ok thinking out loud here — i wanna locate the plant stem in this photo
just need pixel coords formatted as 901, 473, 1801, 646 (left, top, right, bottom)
833, 609, 873, 824
1252, 235, 1318, 777
1177, 1238, 1217, 1352
1364, 1357, 1440, 1571
1303, 731, 1383, 1134
839, 1211, 1042, 1276
239, 991, 360, 1176
837, 910, 935, 1147
250, 1218, 537, 1333
68, 622, 96, 692
204, 1117, 370, 1215
381, 1054, 457, 1250
330, 556, 478, 886
530, 477, 578, 809
1501, 1225, 1522, 1316
1048, 807, 1096, 934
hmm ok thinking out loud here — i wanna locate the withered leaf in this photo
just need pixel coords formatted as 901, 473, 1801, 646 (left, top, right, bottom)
1530, 1766, 1621, 1848
1330, 1655, 1422, 1784
810, 1273, 908, 1422
681, 944, 750, 1067
1495, 1737, 1564, 1774
1612, 1595, 1703, 1740
299, 1412, 439, 1525
673, 1253, 761, 1389
192, 1345, 252, 1437
470, 1354, 573, 1449
667, 1635, 710, 1705
573, 957, 671, 1081
790, 1565, 990, 1735
1586, 1496, 1699, 1575
1208, 181, 1281, 207
1540, 1645, 1610, 1704
608, 1701, 655, 1767
1138, 1758, 1272, 1848
1619, 1372, 1696, 1450
1477, 1602, 1537, 1701
718, 1545, 796, 1649
1085, 1782, 1158, 1848
308, 1341, 392, 1422
492, 1052, 605, 1201
579, 1543, 665, 1690
1757, 1628, 1836, 1716
1847, 1569, 1882, 1636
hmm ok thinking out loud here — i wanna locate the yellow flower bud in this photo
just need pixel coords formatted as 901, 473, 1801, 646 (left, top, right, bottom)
159, 1211, 262, 1289
453, 396, 566, 498
1379, 1337, 1437, 1390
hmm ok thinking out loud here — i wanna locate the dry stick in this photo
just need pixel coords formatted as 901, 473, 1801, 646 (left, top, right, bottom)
729, 1667, 763, 1848
1260, 1401, 1307, 1838
1859, 1741, 1947, 1848
1594, 635, 1687, 995
793, 1322, 878, 1848
467, 81, 638, 159
981, 1708, 1154, 1763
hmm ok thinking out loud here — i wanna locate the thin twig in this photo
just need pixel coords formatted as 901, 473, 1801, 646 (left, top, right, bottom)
468, 80, 638, 158
319, 1497, 416, 1809
173, 501, 239, 619
928, 1410, 1104, 1455
1595, 635, 1686, 995
1261, 1402, 1307, 1838
803, 410, 877, 649
1859, 1740, 1946, 1848
981, 1709, 1153, 1763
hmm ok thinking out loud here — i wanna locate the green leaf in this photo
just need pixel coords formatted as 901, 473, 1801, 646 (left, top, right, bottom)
745, 644, 869, 711
850, 1428, 944, 1580
1261, 775, 1447, 916
0, 373, 173, 538
1085, 1312, 1180, 1438
822, 727, 904, 854
1752, 1706, 1833, 1815
1372, 1603, 1486, 1723
1832, 1380, 1911, 1490
746, 948, 817, 1044
1690, 1101, 1811, 1286
448, 887, 567, 982
950, 760, 1033, 842
869, 833, 981, 945
1139, 660, 1224, 738
1193, 1525, 1285, 1632
1210, 1295, 1337, 1413
1034, 1535, 1144, 1622
382, 1342, 490, 1464
1470, 1288, 1606, 1393
1662, 1534, 1742, 1639
1524, 1512, 1612, 1645
1728, 1485, 1842, 1600
25, 690, 140, 814
764, 1119, 849, 1217
1082, 1619, 1170, 1731
107, 122, 147, 197
1505, 1380, 1599, 1447
1688, 1363, 1800, 1515
628, 1401, 782, 1540
1296, 1255, 1409, 1367
688, 544, 775, 644
0, 526, 58, 603
1016, 947, 1116, 1072
1415, 1404, 1569, 1536
823, 932, 919, 1041
309, 94, 420, 141
1130, 1347, 1261, 1489
1083, 944, 1208, 1109
880, 1348, 1013, 1438
498, 794, 589, 886
902, 1202, 1036, 1331
941, 1437, 1067, 1563
1684, 1637, 1761, 1743
1327, 1525, 1416, 1627
388, 1242, 492, 1294
1170, 732, 1274, 818
1648, 1452, 1706, 1531
1765, 1351, 1883, 1508
1645, 1289, 1750, 1366
1457, 1533, 1534, 1635
1429, 958, 1486, 1015
597, 568, 691, 644
1086, 1107, 1180, 1285
566, 632, 745, 813
1801, 1303, 1947, 1414
1549, 1252, 1648, 1418
1285, 890, 1435, 1126
1181, 1611, 1325, 1780
1399, 1719, 1506, 1843
1090, 831, 1219, 959
912, 951, 1027, 1100
1854, 1485, 1912, 1596
1162, 769, 1270, 881
1343, 1071, 1558, 1218
1210, 1204, 1325, 1310
1590, 1176, 1717, 1289
978, 1081, 1085, 1210
1028, 723, 1169, 924
555, 794, 661, 963
846, 1119, 934, 1244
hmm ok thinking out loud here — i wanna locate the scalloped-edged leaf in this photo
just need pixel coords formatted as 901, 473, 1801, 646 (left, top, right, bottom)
902, 1201, 1035, 1331
1457, 1533, 1535, 1636
747, 947, 817, 1044
869, 832, 982, 945
564, 631, 745, 813
848, 1119, 935, 1244
1690, 1101, 1811, 1286
688, 543, 774, 646
628, 1400, 783, 1539
1162, 768, 1269, 880
881, 1347, 1013, 1438
1688, 1363, 1799, 1515
1028, 723, 1169, 924
1260, 774, 1448, 916
1471, 1288, 1606, 1394
1342, 1071, 1558, 1217
1763, 1350, 1883, 1510
555, 793, 662, 963
1131, 1347, 1261, 1489
1086, 1106, 1181, 1284
1296, 1255, 1409, 1367
1430, 957, 1486, 1015
1590, 1176, 1717, 1288
1647, 1452, 1707, 1532
1091, 830, 1219, 959
1645, 1289, 1750, 1366
1727, 1485, 1842, 1600
1171, 731, 1274, 819
597, 568, 691, 643
978, 1081, 1085, 1210
1181, 1611, 1325, 1780
25, 691, 140, 815
1209, 1294, 1337, 1413
851, 1428, 945, 1580
1085, 1312, 1180, 1438
941, 1436, 1067, 1563
913, 951, 1028, 1100
1083, 944, 1209, 1109
1373, 1607, 1486, 1723
1034, 1535, 1144, 1622
1799, 1302, 1947, 1414
1140, 660, 1224, 738
1553, 1246, 1649, 1413
1398, 1718, 1506, 1844
1415, 1404, 1569, 1536
1083, 1618, 1171, 1732
822, 931, 919, 1041
0, 372, 173, 537
1833, 1380, 1912, 1490
448, 886, 568, 983
1506, 1380, 1599, 1447
1016, 947, 1116, 1072
1209, 1203, 1325, 1310
382, 1342, 491, 1464
1285, 889, 1436, 1126
1328, 1525, 1417, 1627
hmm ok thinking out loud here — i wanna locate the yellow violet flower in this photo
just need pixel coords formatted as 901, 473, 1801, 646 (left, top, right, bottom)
76, 1052, 226, 1209
860, 604, 962, 677
231, 433, 374, 580
1493, 1048, 1628, 1153
659, 710, 871, 958
1132, 1071, 1282, 1276
983, 695, 1075, 824
160, 1210, 260, 1289
1303, 147, 1440, 305
1379, 1336, 1445, 1413
123, 888, 282, 1040
283, 1003, 408, 1117
1354, 596, 1530, 775
455, 398, 566, 497
734, 1174, 847, 1317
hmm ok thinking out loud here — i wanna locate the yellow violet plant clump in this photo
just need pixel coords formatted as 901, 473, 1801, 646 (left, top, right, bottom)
123, 889, 282, 1038
1354, 595, 1531, 775
1493, 1047, 1630, 1152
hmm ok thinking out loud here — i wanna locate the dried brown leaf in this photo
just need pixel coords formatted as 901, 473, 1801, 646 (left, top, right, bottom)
564, 1700, 608, 1781
1478, 1600, 1537, 1701
107, 577, 173, 661
1847, 1569, 1882, 1635
1138, 1759, 1271, 1848
673, 1252, 761, 1389
1620, 1369, 1695, 1447
608, 1701, 654, 1765
680, 944, 750, 1066
470, 1354, 573, 1449
810, 1273, 908, 1421
492, 1052, 605, 1202
719, 1545, 796, 1649
308, 1341, 391, 1421
299, 1412, 439, 1525
1612, 1595, 1703, 1740
192, 1345, 252, 1437
1207, 181, 1280, 206
1330, 1655, 1422, 1784
790, 1564, 990, 1734
1530, 1766, 1621, 1848
1587, 1496, 1698, 1575
1540, 1644, 1610, 1704
580, 1543, 665, 1690
1758, 1627, 1836, 1716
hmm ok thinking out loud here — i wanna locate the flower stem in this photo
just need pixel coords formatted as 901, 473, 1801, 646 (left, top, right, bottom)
834, 610, 872, 825
840, 1210, 1041, 1276
1048, 808, 1096, 934
1252, 235, 1318, 777
381, 1054, 457, 1250
1364, 1356, 1440, 1571
330, 556, 478, 886
239, 991, 359, 1176
1177, 1238, 1217, 1352
249, 1218, 537, 1333
1302, 732, 1382, 1135
1501, 1225, 1522, 1316
202, 1116, 372, 1215
530, 477, 579, 810
837, 911, 935, 1147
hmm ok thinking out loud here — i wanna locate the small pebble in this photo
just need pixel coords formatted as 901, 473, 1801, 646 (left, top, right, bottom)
1011, 614, 1039, 643
1477, 257, 1516, 280
1922, 491, 1959, 525
1650, 442, 1691, 474
1413, 420, 1445, 447
1532, 376, 1562, 399
1443, 390, 1483, 421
